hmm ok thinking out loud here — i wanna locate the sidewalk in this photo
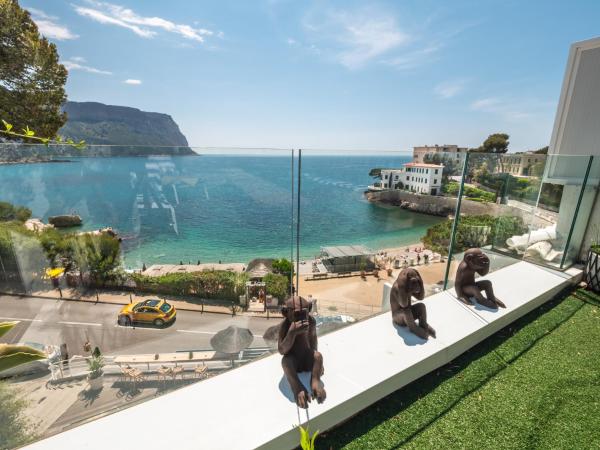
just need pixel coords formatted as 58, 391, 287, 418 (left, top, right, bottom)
5, 288, 282, 319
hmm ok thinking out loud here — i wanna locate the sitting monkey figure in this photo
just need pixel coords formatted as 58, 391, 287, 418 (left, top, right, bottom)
390, 268, 436, 340
455, 248, 506, 309
278, 296, 326, 409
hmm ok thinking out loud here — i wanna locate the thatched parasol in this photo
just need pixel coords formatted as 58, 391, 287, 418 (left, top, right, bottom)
210, 325, 254, 356
262, 324, 281, 348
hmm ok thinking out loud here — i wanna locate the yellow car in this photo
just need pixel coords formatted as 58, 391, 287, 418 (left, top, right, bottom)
118, 299, 176, 327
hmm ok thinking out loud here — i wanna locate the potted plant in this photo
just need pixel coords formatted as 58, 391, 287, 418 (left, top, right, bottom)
585, 224, 600, 293
87, 346, 105, 390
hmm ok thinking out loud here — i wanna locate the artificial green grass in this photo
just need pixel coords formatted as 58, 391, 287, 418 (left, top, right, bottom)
318, 288, 600, 449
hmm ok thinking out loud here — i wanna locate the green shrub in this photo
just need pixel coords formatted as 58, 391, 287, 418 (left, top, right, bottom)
443, 182, 496, 202
0, 221, 122, 289
131, 270, 249, 302
271, 258, 294, 282
422, 214, 528, 255
0, 202, 31, 223
263, 273, 289, 300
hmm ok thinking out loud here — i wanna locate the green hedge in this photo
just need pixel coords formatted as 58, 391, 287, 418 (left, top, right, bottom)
443, 182, 496, 203
422, 214, 527, 255
131, 270, 249, 302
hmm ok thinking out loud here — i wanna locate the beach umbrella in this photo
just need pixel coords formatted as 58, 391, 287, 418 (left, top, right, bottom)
210, 325, 254, 366
44, 267, 65, 279
262, 324, 281, 349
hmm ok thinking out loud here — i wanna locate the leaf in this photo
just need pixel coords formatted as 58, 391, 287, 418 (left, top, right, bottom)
23, 126, 35, 137
2, 120, 13, 132
0, 321, 19, 339
0, 347, 46, 373
310, 430, 320, 449
55, 135, 63, 143
297, 426, 319, 450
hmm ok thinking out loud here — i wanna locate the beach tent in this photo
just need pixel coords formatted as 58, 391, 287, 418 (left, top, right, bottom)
320, 245, 375, 273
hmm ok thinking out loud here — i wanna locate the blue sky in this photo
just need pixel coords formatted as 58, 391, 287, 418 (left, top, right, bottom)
21, 0, 600, 151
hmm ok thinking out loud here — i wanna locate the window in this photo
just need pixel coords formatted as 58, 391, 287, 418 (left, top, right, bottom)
384, 175, 388, 179
426, 169, 429, 174
406, 176, 409, 181
434, 179, 438, 184
435, 169, 439, 174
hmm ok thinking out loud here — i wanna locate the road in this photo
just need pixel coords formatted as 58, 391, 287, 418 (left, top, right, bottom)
0, 295, 277, 357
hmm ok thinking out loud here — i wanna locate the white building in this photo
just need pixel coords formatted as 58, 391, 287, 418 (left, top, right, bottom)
413, 145, 468, 164
370, 162, 444, 195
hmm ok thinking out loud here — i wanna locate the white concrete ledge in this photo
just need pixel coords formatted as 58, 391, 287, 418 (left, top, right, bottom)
27, 262, 580, 450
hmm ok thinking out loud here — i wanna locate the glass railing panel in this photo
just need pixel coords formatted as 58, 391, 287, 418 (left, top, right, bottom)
444, 152, 543, 292
296, 149, 459, 335
523, 154, 596, 269
561, 155, 599, 267
0, 144, 294, 444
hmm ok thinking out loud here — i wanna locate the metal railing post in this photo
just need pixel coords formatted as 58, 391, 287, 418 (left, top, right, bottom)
443, 152, 470, 290
560, 155, 594, 269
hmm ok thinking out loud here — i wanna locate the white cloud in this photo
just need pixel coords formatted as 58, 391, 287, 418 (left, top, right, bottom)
124, 79, 142, 85
63, 59, 112, 75
73, 1, 215, 43
383, 44, 441, 70
434, 79, 467, 99
27, 8, 79, 40
303, 7, 409, 69
470, 96, 554, 121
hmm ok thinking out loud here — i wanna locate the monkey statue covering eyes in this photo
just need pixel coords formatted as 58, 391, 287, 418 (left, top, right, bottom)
455, 248, 506, 309
390, 268, 436, 340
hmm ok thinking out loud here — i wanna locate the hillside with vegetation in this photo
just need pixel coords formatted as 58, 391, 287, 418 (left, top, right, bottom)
59, 101, 195, 155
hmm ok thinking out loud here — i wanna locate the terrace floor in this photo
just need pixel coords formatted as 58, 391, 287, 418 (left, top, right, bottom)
319, 287, 600, 449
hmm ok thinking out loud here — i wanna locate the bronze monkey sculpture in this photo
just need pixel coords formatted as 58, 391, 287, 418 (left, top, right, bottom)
455, 248, 506, 309
390, 268, 436, 340
278, 296, 326, 409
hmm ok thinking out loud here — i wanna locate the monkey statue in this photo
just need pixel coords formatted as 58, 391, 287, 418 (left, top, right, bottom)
390, 268, 436, 340
278, 296, 326, 409
455, 248, 506, 309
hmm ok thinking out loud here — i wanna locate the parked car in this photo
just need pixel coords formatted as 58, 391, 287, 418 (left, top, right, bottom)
118, 299, 176, 327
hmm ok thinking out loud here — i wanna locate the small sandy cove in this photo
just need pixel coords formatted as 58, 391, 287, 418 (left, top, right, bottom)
299, 243, 449, 310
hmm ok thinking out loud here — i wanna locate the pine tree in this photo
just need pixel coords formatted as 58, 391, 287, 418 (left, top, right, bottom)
0, 0, 68, 140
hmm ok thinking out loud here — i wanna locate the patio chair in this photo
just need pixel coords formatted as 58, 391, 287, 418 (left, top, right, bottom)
120, 365, 134, 382
157, 365, 172, 383
130, 368, 144, 380
194, 364, 208, 379
171, 365, 185, 380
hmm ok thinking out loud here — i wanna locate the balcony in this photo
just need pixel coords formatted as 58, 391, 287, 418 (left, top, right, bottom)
0, 144, 597, 449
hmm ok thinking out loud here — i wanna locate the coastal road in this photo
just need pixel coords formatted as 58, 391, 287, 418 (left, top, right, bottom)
0, 295, 277, 357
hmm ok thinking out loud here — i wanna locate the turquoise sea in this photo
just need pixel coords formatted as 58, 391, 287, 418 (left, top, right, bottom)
0, 154, 443, 268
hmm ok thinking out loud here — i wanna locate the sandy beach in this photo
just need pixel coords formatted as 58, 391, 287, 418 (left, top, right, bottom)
297, 242, 448, 314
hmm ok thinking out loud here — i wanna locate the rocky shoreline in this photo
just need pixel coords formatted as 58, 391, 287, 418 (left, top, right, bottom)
365, 191, 454, 217
0, 158, 74, 165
